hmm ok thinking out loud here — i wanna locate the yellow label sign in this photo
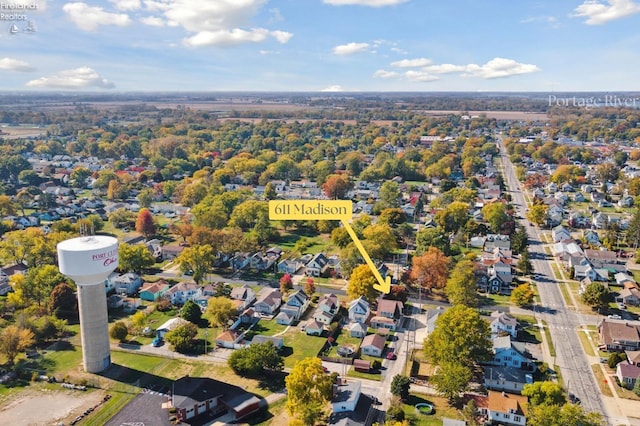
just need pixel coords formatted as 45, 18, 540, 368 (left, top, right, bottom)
268, 200, 352, 221
268, 199, 390, 294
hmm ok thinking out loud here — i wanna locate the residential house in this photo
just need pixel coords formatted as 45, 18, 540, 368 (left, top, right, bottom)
113, 272, 143, 296
584, 249, 620, 269
615, 272, 637, 288
231, 253, 252, 271
619, 195, 635, 208
476, 391, 528, 426
551, 225, 571, 243
305, 253, 330, 277
250, 335, 283, 350
546, 182, 558, 194
253, 288, 282, 316
348, 297, 371, 324
277, 258, 304, 275
215, 330, 242, 349
314, 293, 338, 325
484, 234, 511, 251
484, 366, 534, 394
332, 378, 361, 414
480, 270, 513, 295
617, 288, 640, 306
156, 318, 189, 338
347, 322, 367, 338
592, 212, 608, 229
166, 282, 202, 306
490, 311, 519, 338
360, 333, 386, 357
573, 192, 586, 203
0, 281, 12, 296
583, 230, 601, 247
616, 361, 640, 389
425, 307, 444, 335
230, 285, 256, 312
376, 298, 403, 324
305, 319, 325, 336
139, 280, 170, 302
276, 311, 295, 326
161, 244, 184, 260
598, 318, 640, 351
250, 252, 277, 271
486, 336, 535, 370
171, 376, 261, 423
279, 289, 310, 323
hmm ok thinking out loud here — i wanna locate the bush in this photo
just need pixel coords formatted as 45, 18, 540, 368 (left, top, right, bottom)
386, 397, 405, 422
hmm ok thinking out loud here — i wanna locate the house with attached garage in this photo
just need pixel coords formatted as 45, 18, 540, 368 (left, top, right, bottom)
598, 318, 640, 351
253, 288, 282, 316
360, 333, 386, 357
370, 298, 403, 331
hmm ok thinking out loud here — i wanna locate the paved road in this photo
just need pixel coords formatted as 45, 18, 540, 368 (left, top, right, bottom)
498, 139, 626, 424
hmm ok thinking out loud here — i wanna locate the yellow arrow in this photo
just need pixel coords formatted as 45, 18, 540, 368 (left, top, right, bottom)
340, 219, 391, 294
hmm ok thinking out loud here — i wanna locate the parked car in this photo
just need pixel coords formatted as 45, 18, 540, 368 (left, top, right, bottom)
386, 350, 397, 360
152, 337, 164, 347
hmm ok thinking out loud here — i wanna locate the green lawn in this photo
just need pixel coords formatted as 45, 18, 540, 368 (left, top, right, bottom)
577, 329, 595, 356
346, 368, 382, 381
247, 319, 288, 338
401, 393, 466, 426
281, 331, 327, 369
513, 314, 541, 344
541, 320, 556, 357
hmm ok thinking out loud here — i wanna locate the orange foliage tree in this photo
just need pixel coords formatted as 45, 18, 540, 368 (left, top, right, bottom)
409, 247, 451, 292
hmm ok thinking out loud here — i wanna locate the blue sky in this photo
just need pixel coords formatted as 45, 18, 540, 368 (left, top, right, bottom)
0, 0, 639, 91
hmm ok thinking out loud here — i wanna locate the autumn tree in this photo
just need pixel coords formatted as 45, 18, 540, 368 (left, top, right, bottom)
435, 201, 470, 233
410, 247, 451, 292
118, 243, 156, 274
0, 325, 35, 365
511, 283, 535, 307
109, 321, 128, 342
527, 204, 548, 227
378, 208, 406, 225
304, 277, 316, 295
346, 264, 379, 302
527, 403, 604, 426
175, 244, 215, 284
322, 174, 351, 199
285, 357, 333, 425
444, 259, 478, 307
135, 208, 156, 238
424, 304, 491, 367
280, 273, 293, 293
49, 282, 77, 318
204, 296, 237, 328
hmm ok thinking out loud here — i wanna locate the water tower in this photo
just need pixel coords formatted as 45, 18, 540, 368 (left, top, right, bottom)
57, 235, 119, 373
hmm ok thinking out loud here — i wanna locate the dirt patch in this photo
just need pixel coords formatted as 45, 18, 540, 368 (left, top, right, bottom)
0, 388, 105, 425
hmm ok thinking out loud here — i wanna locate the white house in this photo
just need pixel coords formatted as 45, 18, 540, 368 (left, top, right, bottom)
166, 282, 202, 306
360, 333, 385, 357
332, 378, 361, 414
348, 297, 370, 324
156, 317, 189, 338
305, 253, 330, 277
486, 336, 535, 370
253, 288, 282, 315
113, 272, 143, 296
490, 311, 518, 338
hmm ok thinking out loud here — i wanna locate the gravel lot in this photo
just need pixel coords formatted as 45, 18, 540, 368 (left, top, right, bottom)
0, 389, 104, 425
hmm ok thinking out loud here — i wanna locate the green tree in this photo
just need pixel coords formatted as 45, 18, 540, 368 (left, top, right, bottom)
522, 381, 566, 406
264, 182, 278, 200
228, 342, 284, 376
430, 361, 472, 402
118, 243, 155, 274
378, 208, 406, 225
70, 166, 91, 188
517, 250, 534, 275
25, 265, 69, 309
444, 259, 478, 307
482, 202, 508, 233
510, 283, 535, 307
0, 325, 35, 365
109, 321, 128, 342
424, 304, 491, 367
346, 264, 379, 302
435, 201, 470, 233
580, 281, 610, 312
137, 187, 154, 208
285, 357, 333, 425
527, 403, 604, 426
165, 322, 198, 353
181, 300, 202, 324
390, 375, 411, 401
511, 227, 528, 255
415, 226, 451, 255
135, 208, 156, 238
527, 204, 548, 227
204, 296, 237, 328
175, 244, 215, 284
378, 181, 401, 209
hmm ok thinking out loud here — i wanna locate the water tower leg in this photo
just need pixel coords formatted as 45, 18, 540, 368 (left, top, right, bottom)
77, 283, 111, 373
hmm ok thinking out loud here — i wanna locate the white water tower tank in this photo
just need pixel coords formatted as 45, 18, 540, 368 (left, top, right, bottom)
57, 235, 119, 373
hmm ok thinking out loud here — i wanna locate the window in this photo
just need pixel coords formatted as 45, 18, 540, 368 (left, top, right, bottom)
514, 415, 521, 422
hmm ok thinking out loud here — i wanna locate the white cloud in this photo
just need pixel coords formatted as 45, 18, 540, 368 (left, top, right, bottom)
520, 15, 560, 28
390, 47, 408, 54
321, 85, 343, 92
109, 0, 141, 11
323, 0, 408, 6
423, 64, 467, 74
464, 57, 540, 79
63, 2, 131, 31
572, 0, 640, 24
183, 28, 291, 47
140, 16, 165, 26
0, 58, 35, 72
26, 67, 115, 89
333, 42, 370, 55
390, 58, 432, 68
405, 70, 439, 82
373, 69, 400, 78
